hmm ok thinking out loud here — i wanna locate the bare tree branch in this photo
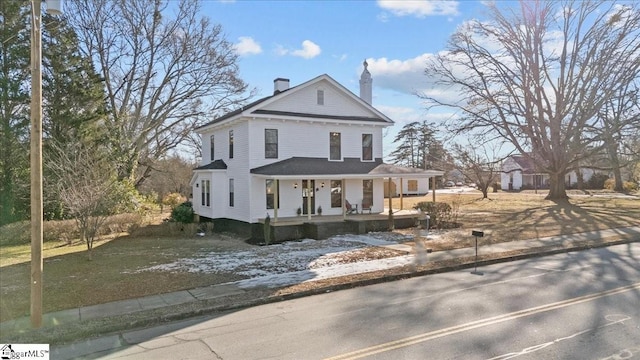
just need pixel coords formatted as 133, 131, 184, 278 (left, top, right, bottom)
421, 0, 640, 199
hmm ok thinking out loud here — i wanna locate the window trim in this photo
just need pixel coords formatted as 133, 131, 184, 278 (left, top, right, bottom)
363, 179, 373, 208
329, 131, 341, 161
201, 180, 210, 207
266, 179, 280, 209
362, 133, 373, 161
265, 128, 278, 159
330, 180, 342, 208
317, 89, 324, 105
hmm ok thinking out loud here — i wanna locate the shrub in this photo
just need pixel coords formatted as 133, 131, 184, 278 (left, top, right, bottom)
588, 174, 609, 190
43, 219, 78, 244
162, 192, 186, 210
604, 178, 639, 192
413, 201, 453, 229
623, 181, 638, 192
171, 201, 194, 224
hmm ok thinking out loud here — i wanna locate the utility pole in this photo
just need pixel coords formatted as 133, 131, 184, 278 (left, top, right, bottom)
30, 0, 63, 329
30, 0, 44, 329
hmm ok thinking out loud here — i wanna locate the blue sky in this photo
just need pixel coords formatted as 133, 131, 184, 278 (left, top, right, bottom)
199, 0, 491, 156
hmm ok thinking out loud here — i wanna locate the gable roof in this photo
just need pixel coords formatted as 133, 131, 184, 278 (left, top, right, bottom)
196, 74, 393, 132
510, 155, 536, 173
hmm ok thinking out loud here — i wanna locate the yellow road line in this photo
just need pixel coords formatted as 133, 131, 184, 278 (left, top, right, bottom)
325, 282, 640, 360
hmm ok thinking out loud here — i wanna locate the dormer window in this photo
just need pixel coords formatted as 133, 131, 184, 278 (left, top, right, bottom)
317, 89, 324, 105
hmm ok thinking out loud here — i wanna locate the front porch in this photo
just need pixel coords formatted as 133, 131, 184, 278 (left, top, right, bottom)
251, 209, 424, 243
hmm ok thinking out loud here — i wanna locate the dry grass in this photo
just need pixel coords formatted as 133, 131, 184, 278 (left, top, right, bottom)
1, 191, 638, 324
392, 190, 640, 250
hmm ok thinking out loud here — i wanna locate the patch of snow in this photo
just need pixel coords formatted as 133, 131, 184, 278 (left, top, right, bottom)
135, 232, 417, 288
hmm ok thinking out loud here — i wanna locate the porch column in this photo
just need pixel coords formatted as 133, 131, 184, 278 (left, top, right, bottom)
432, 176, 436, 202
399, 177, 404, 210
306, 180, 312, 221
387, 177, 394, 230
273, 179, 279, 223
342, 178, 347, 219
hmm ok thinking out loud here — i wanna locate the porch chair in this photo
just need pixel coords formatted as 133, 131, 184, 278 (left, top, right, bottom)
345, 200, 358, 214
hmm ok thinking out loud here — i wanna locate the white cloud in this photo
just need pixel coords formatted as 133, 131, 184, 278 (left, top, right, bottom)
234, 36, 262, 56
333, 53, 348, 62
275, 40, 322, 59
364, 54, 435, 95
291, 40, 322, 59
377, 0, 460, 18
362, 54, 468, 112
376, 105, 422, 124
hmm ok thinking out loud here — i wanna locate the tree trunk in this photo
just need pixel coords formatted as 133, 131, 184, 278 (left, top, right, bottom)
608, 148, 624, 192
481, 187, 488, 199
546, 172, 568, 200
576, 169, 584, 190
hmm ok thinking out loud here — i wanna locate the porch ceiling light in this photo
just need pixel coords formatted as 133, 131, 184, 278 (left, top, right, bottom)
294, 182, 298, 189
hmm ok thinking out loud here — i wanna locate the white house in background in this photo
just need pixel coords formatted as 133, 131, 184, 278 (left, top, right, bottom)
385, 178, 431, 197
191, 62, 442, 233
501, 154, 600, 190
501, 155, 549, 190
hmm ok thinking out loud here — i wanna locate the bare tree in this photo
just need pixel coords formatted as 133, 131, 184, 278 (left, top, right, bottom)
138, 153, 196, 202
67, 0, 253, 186
452, 141, 504, 199
47, 143, 119, 260
422, 1, 640, 200
596, 81, 640, 191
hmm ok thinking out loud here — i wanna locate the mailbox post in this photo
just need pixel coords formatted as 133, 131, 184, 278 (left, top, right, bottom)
471, 230, 484, 275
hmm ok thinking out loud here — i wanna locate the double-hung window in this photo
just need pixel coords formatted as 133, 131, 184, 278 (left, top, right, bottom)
229, 179, 234, 207
362, 134, 372, 161
330, 132, 341, 160
201, 180, 210, 207
265, 129, 278, 159
209, 135, 215, 161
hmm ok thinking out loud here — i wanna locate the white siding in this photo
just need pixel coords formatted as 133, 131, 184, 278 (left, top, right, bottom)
262, 79, 372, 118
247, 119, 385, 169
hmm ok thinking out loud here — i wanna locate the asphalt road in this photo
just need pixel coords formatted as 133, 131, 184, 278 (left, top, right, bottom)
56, 243, 640, 360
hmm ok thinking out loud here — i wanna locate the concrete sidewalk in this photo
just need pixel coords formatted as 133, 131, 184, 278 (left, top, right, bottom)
1, 226, 639, 341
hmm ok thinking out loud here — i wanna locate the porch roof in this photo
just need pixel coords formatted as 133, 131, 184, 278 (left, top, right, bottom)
250, 157, 443, 179
193, 159, 228, 170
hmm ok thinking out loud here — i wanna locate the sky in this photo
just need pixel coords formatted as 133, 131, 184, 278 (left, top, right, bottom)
197, 0, 492, 158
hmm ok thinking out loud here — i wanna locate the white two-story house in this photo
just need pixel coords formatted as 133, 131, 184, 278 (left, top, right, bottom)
191, 62, 442, 237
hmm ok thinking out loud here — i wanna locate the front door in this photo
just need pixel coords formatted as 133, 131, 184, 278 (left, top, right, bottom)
302, 180, 315, 215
